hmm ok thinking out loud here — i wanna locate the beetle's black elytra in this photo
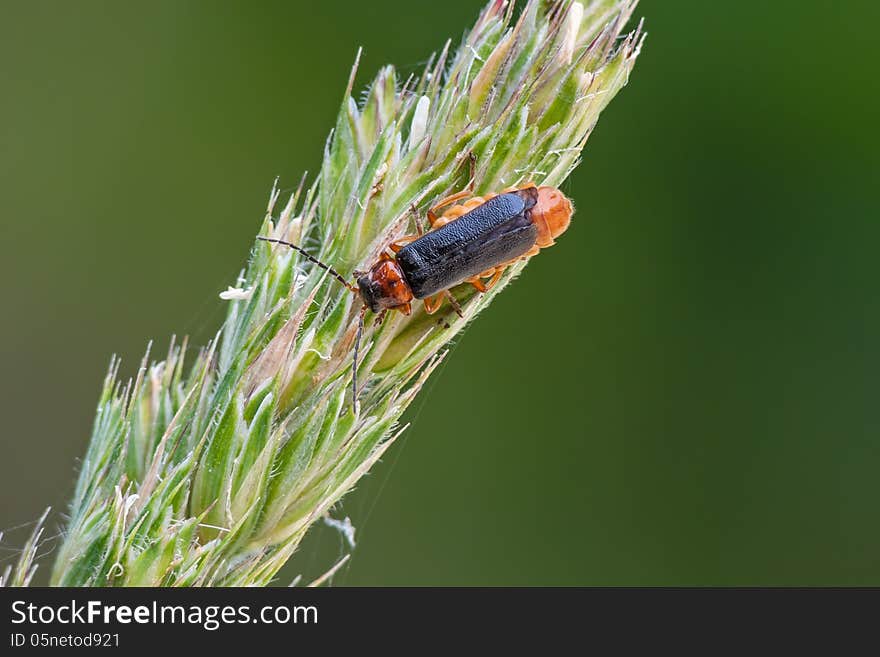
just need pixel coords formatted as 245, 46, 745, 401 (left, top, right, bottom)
396, 188, 539, 298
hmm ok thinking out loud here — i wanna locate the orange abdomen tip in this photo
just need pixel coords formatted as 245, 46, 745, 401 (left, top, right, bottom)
532, 186, 573, 248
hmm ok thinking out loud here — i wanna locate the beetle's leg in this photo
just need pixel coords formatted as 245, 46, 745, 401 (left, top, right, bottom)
427, 190, 473, 227
430, 205, 468, 230
444, 290, 464, 318
466, 264, 506, 293
467, 277, 488, 293
423, 294, 443, 315
372, 309, 388, 326
424, 291, 461, 322
388, 234, 421, 253
475, 245, 539, 292
466, 264, 497, 293
483, 268, 505, 292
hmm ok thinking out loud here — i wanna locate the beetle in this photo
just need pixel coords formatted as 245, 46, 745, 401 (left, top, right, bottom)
258, 183, 574, 408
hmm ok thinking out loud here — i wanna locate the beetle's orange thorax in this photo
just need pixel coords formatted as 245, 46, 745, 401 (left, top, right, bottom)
356, 257, 414, 314
531, 186, 573, 248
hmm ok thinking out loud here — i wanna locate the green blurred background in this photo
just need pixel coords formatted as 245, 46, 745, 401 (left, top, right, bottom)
2, 1, 878, 585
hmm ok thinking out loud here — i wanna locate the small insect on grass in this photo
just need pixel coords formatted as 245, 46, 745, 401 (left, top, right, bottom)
258, 178, 574, 410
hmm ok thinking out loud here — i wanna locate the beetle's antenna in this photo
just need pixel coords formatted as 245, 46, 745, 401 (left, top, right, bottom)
352, 305, 367, 414
257, 236, 357, 291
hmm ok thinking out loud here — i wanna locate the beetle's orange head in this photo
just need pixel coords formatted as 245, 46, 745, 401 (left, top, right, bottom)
532, 186, 573, 248
357, 258, 414, 313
